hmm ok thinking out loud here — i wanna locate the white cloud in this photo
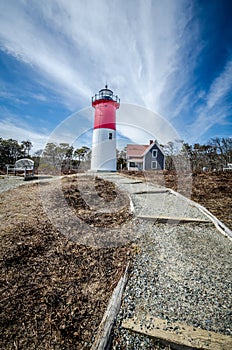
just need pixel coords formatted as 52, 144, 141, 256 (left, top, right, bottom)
0, 118, 49, 151
188, 57, 232, 141
29, 93, 47, 102
117, 104, 179, 145
0, 90, 27, 104
206, 59, 232, 110
0, 0, 195, 110
0, 0, 230, 146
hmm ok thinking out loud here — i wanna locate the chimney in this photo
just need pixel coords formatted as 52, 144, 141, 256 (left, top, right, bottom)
149, 140, 153, 145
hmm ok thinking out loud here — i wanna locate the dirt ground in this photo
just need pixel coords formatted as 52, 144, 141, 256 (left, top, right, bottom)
0, 176, 133, 350
124, 170, 232, 230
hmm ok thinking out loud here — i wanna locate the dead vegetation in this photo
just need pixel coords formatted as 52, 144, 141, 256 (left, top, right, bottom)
0, 175, 132, 349
62, 176, 132, 227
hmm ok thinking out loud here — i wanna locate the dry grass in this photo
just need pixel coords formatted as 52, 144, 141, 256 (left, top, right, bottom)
0, 176, 132, 349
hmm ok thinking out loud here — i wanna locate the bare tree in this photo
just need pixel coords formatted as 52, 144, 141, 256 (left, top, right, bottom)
210, 137, 232, 165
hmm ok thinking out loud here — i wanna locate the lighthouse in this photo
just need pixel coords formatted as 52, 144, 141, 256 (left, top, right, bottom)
91, 85, 120, 172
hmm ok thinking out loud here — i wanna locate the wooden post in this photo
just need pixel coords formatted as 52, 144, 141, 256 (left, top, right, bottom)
91, 264, 129, 350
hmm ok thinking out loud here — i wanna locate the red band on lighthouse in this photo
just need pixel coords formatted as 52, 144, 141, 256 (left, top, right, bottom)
93, 101, 118, 130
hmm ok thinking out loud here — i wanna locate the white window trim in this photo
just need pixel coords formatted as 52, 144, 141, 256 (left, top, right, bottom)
129, 161, 136, 167
151, 161, 157, 169
152, 149, 158, 158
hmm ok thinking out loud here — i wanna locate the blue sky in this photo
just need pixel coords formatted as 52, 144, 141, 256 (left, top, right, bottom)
0, 0, 231, 152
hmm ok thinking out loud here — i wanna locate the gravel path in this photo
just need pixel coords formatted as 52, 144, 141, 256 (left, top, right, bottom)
0, 175, 62, 193
99, 173, 232, 349
0, 176, 28, 193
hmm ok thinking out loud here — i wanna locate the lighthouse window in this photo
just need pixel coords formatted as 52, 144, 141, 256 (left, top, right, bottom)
109, 132, 112, 140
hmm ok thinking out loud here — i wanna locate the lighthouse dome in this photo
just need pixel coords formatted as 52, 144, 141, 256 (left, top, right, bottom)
99, 85, 113, 100
92, 85, 120, 105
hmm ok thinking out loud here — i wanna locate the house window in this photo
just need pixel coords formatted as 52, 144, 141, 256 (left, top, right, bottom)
152, 149, 158, 158
109, 132, 112, 140
151, 161, 157, 169
129, 162, 135, 167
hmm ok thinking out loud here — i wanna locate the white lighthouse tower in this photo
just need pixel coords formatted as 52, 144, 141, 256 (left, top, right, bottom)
91, 85, 120, 172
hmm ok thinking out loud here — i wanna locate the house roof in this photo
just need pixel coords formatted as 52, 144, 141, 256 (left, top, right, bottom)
126, 144, 149, 157
142, 140, 164, 156
127, 141, 165, 158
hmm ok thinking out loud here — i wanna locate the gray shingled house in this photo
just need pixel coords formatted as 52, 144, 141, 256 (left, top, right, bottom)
126, 140, 165, 171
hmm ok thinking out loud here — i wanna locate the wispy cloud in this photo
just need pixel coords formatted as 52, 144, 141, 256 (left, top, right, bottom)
188, 57, 232, 141
0, 0, 194, 109
0, 117, 49, 151
0, 0, 231, 147
0, 90, 28, 105
206, 58, 232, 110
